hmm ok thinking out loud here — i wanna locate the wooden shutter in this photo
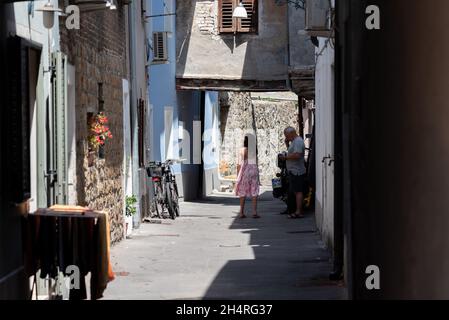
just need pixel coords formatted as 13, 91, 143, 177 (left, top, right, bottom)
238, 0, 258, 33
219, 0, 258, 33
219, 0, 235, 33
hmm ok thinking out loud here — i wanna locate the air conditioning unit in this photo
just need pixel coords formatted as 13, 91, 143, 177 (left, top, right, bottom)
305, 0, 332, 37
152, 32, 168, 63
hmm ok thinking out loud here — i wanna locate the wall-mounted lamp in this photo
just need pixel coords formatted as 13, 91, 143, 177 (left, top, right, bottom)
105, 0, 117, 10
35, 0, 63, 29
232, 1, 248, 19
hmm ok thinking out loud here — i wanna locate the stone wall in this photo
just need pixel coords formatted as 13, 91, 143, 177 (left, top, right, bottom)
60, 7, 128, 244
219, 92, 299, 186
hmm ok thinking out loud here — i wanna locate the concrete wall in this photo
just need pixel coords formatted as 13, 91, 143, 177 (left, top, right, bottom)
314, 37, 335, 251
288, 3, 315, 69
176, 0, 289, 82
219, 92, 299, 186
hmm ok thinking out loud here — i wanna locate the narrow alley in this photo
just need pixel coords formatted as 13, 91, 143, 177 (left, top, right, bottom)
103, 189, 344, 300
7, 0, 449, 304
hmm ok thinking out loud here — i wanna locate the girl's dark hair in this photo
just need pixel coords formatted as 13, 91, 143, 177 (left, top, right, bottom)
243, 134, 258, 158
244, 136, 249, 148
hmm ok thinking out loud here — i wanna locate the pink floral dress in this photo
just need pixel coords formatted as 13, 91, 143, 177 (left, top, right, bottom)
235, 148, 260, 198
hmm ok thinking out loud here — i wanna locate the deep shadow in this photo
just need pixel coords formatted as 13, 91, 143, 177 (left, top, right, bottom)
193, 190, 273, 206
220, 34, 249, 54
201, 190, 344, 300
0, 3, 29, 300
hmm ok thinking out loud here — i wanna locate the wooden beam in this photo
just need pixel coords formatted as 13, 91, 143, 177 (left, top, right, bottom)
176, 78, 289, 92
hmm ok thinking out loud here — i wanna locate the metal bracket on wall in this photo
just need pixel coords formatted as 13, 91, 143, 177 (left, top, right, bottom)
321, 155, 331, 164
145, 12, 176, 20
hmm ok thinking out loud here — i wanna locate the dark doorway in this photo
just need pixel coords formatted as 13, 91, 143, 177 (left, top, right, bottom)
0, 20, 40, 298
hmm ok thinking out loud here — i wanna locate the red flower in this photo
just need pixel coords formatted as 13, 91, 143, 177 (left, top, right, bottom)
88, 112, 113, 150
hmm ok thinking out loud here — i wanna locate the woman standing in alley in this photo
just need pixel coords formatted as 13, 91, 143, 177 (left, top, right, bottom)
235, 134, 260, 218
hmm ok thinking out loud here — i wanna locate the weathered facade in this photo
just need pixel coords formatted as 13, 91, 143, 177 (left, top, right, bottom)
176, 0, 290, 91
59, 6, 128, 243
289, 1, 315, 98
0, 0, 147, 299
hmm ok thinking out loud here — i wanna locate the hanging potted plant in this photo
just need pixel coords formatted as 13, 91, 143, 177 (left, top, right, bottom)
125, 195, 137, 238
87, 112, 113, 165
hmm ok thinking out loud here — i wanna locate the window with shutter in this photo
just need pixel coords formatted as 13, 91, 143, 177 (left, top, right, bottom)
238, 0, 258, 32
219, 0, 235, 33
152, 32, 168, 62
219, 0, 258, 34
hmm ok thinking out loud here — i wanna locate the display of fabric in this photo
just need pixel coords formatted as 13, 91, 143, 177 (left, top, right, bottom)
22, 206, 115, 300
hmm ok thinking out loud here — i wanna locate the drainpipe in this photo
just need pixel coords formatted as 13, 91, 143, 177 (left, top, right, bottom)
128, 1, 141, 228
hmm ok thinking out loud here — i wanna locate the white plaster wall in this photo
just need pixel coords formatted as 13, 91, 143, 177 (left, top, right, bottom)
315, 37, 335, 249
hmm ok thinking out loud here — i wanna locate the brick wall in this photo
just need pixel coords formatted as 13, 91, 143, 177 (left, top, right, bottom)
60, 6, 128, 244
194, 1, 219, 36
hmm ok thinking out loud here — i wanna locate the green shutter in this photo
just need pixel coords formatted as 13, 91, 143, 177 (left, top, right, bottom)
36, 54, 47, 208
52, 52, 68, 205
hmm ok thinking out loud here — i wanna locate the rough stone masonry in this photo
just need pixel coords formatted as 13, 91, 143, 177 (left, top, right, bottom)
219, 92, 299, 186
60, 7, 127, 244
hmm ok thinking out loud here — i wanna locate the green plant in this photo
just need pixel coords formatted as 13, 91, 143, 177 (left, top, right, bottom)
125, 195, 138, 217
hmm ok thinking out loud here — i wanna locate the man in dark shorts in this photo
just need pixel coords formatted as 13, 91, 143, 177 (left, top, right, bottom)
280, 127, 306, 218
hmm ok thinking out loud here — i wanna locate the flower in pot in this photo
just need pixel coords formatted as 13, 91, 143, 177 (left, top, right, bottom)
88, 112, 113, 155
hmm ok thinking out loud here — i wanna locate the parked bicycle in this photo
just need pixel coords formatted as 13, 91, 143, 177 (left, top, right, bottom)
146, 159, 184, 220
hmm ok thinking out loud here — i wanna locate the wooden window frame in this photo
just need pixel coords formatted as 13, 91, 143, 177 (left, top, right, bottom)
218, 0, 258, 34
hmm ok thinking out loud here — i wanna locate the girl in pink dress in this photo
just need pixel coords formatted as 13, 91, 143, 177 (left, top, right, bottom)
235, 135, 260, 218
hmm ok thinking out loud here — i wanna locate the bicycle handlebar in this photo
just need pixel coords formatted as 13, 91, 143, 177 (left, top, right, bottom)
148, 159, 187, 167
165, 158, 187, 164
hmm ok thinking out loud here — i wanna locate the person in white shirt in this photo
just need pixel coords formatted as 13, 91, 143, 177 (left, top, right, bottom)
279, 127, 306, 219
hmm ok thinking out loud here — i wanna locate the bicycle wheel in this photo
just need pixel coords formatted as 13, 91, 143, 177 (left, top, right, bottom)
153, 182, 164, 219
172, 181, 180, 217
165, 181, 176, 220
